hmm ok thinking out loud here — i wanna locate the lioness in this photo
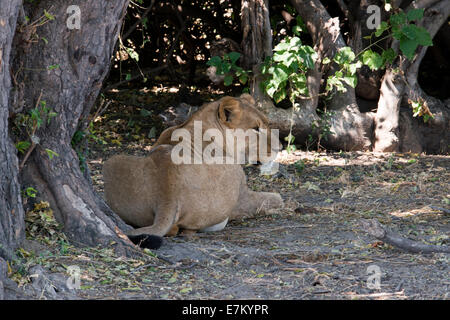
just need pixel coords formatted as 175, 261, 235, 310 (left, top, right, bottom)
103, 94, 283, 249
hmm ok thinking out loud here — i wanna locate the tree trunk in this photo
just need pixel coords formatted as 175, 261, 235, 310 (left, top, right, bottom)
291, 0, 374, 151
350, 0, 387, 101
241, 0, 320, 142
0, 0, 25, 261
374, 0, 450, 152
10, 0, 135, 255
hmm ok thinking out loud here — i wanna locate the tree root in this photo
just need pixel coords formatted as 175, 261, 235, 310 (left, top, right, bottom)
360, 219, 450, 254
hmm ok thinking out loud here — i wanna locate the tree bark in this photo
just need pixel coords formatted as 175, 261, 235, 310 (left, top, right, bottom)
374, 0, 450, 152
241, 0, 272, 102
11, 0, 136, 255
0, 0, 25, 261
350, 0, 387, 101
291, 0, 374, 151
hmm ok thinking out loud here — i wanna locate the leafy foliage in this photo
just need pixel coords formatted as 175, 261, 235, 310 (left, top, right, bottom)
206, 52, 248, 86
408, 98, 434, 123
261, 35, 317, 104
371, 8, 432, 60
13, 99, 58, 162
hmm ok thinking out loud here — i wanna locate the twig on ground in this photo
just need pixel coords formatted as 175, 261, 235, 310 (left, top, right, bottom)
429, 205, 450, 215
360, 218, 450, 254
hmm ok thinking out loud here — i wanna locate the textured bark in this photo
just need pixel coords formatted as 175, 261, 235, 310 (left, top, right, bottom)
241, 0, 272, 105
291, 0, 374, 151
0, 0, 25, 261
350, 0, 387, 101
374, 0, 450, 152
11, 0, 135, 255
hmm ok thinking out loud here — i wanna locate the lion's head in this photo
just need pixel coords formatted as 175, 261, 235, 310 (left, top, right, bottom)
155, 94, 281, 165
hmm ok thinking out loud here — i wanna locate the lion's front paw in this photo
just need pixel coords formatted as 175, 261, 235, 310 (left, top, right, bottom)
257, 192, 283, 213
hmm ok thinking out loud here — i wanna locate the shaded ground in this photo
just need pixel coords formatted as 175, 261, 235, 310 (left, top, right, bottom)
6, 91, 449, 300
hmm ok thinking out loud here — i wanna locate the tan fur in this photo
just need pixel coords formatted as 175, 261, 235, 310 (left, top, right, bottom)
103, 94, 283, 238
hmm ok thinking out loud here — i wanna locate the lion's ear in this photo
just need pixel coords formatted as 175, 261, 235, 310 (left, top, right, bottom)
239, 93, 255, 105
218, 97, 242, 127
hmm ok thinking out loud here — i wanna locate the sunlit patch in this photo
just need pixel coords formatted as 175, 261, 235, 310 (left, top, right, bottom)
389, 206, 436, 218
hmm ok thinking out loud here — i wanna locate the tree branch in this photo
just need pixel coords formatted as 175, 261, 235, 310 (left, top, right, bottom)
360, 219, 450, 253
122, 0, 156, 42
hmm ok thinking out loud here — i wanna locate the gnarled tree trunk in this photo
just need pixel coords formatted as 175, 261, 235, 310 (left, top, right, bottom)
290, 0, 374, 151
10, 0, 135, 255
374, 0, 450, 152
241, 0, 321, 143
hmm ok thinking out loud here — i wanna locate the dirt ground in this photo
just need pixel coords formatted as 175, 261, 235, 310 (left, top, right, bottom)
8, 93, 449, 300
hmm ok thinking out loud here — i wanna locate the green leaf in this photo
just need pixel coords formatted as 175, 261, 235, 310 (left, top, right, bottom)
265, 84, 277, 98
272, 65, 289, 83
292, 25, 302, 36
273, 90, 286, 103
125, 47, 139, 62
381, 48, 397, 66
227, 52, 240, 64
402, 24, 417, 40
289, 36, 302, 49
296, 16, 306, 30
274, 41, 290, 52
15, 141, 31, 154
239, 73, 248, 84
326, 75, 345, 92
180, 287, 192, 294
223, 75, 233, 86
44, 10, 55, 20
375, 21, 389, 37
399, 37, 419, 60
407, 8, 424, 21
221, 61, 231, 74
392, 26, 403, 40
48, 64, 60, 70
140, 108, 151, 117
45, 149, 59, 160
348, 61, 362, 75
390, 12, 406, 27
322, 57, 331, 64
342, 75, 358, 88
273, 51, 292, 63
298, 45, 316, 69
207, 56, 222, 67
284, 133, 295, 144
361, 50, 383, 70
334, 47, 355, 65
414, 26, 433, 46
25, 187, 38, 198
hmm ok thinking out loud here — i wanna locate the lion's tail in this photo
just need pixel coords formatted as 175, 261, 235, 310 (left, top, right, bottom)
128, 234, 163, 250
